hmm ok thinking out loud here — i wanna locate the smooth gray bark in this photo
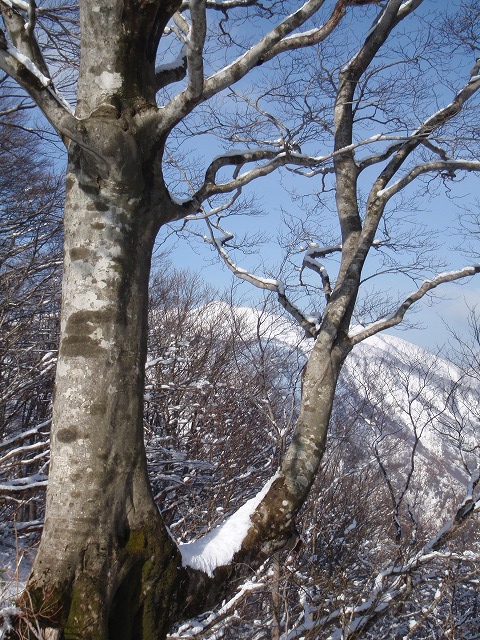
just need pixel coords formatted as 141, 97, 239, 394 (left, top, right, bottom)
26, 147, 185, 638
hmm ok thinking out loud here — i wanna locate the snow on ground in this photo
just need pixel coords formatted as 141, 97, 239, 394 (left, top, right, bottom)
0, 539, 34, 608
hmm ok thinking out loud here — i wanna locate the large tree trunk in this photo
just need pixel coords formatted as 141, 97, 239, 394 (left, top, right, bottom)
24, 147, 184, 639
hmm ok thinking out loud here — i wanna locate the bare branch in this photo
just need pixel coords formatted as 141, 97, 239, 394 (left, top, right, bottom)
185, 0, 206, 101
349, 265, 480, 345
204, 220, 319, 337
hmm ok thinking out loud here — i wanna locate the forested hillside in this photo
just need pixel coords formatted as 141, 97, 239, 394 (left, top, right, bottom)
2, 271, 479, 637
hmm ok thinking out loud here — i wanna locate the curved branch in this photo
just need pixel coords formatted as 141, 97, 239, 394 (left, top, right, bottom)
347, 74, 480, 291
369, 73, 480, 200
299, 243, 342, 302
0, 46, 77, 141
201, 0, 326, 98
257, 0, 348, 63
349, 265, 480, 345
176, 150, 289, 216
376, 159, 480, 201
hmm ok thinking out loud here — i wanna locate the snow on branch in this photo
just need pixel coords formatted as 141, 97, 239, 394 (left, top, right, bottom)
0, 474, 48, 496
0, 441, 49, 468
0, 420, 51, 453
184, 190, 242, 221
0, 0, 78, 131
371, 72, 480, 200
179, 473, 278, 576
201, 0, 328, 99
284, 469, 480, 639
155, 41, 188, 91
178, 137, 401, 215
0, 45, 76, 138
172, 578, 267, 638
298, 243, 342, 302
349, 265, 480, 345
3, 45, 50, 86
160, 0, 351, 128
0, 0, 30, 11
204, 220, 319, 337
256, 0, 349, 63
375, 159, 480, 200
1, 1, 49, 80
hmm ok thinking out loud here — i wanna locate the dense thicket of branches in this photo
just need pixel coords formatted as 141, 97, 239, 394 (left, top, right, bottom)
0, 93, 62, 535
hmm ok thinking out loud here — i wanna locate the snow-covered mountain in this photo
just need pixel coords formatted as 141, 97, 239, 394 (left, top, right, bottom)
341, 333, 478, 520
220, 303, 479, 523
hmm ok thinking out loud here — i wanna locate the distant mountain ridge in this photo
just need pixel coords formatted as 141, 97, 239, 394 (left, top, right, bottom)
224, 304, 478, 523
348, 334, 476, 506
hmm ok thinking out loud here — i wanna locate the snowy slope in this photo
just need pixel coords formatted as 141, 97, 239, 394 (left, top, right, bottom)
340, 333, 478, 519
225, 304, 478, 521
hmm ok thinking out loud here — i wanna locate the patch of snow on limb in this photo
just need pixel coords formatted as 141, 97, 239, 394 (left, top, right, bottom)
155, 42, 188, 74
1, 0, 29, 11
6, 47, 50, 87
179, 472, 279, 576
47, 86, 75, 115
95, 71, 122, 91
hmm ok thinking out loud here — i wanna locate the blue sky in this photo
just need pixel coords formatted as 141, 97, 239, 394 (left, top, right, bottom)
156, 0, 480, 353
18, 0, 478, 354
159, 172, 480, 353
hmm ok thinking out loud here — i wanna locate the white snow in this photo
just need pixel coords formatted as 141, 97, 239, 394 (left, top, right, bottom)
0, 0, 29, 10
155, 43, 188, 74
6, 46, 50, 87
0, 474, 48, 493
179, 472, 279, 576
47, 86, 75, 115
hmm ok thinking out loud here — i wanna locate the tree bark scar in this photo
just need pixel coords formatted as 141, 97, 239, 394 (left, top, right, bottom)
56, 426, 79, 443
